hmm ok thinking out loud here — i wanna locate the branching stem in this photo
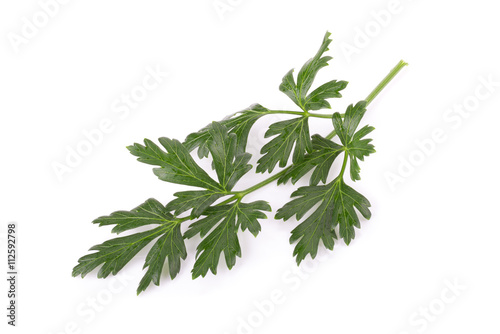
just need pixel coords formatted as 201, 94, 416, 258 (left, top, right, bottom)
185, 60, 407, 211
225, 59, 407, 203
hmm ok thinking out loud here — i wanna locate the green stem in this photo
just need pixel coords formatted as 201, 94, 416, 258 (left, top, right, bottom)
240, 168, 289, 196
338, 150, 349, 178
266, 110, 304, 117
308, 112, 335, 119
326, 59, 407, 140
267, 110, 335, 119
216, 196, 238, 206
218, 167, 291, 205
174, 215, 193, 223
365, 60, 407, 106
325, 130, 337, 140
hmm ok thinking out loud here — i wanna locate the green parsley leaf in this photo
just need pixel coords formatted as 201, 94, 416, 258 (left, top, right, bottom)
276, 178, 371, 264
72, 198, 187, 295
165, 122, 253, 217
92, 198, 178, 234
332, 101, 375, 181
279, 32, 336, 111
236, 201, 271, 237
207, 122, 252, 191
346, 125, 375, 181
166, 190, 225, 218
304, 80, 348, 111
184, 200, 271, 279
184, 104, 270, 158
129, 123, 254, 218
257, 32, 348, 174
332, 101, 367, 144
137, 224, 186, 294
256, 117, 312, 173
127, 138, 223, 191
278, 134, 344, 186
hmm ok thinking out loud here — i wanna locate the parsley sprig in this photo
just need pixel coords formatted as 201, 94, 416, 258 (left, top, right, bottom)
73, 32, 407, 294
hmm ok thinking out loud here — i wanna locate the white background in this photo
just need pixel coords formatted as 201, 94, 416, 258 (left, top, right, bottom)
1, 0, 499, 333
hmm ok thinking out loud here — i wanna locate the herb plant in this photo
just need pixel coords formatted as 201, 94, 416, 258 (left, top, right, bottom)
73, 32, 407, 294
